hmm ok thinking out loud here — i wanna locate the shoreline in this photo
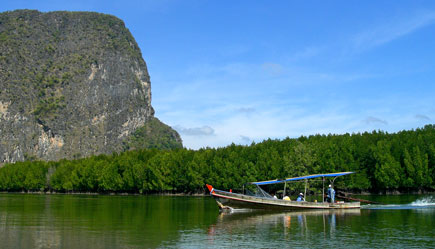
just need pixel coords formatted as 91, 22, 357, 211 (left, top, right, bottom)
0, 191, 209, 196
0, 189, 433, 196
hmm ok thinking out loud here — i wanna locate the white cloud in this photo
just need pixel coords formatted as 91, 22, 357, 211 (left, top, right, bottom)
169, 105, 358, 149
289, 46, 322, 61
363, 116, 388, 125
160, 96, 434, 149
240, 135, 251, 144
174, 125, 215, 136
236, 107, 256, 114
352, 11, 435, 52
261, 63, 284, 76
415, 114, 431, 121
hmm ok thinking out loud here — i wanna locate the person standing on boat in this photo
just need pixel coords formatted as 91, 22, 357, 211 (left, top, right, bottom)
327, 185, 335, 203
296, 193, 305, 202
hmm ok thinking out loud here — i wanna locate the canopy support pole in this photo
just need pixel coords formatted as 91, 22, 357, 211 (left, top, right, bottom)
322, 177, 325, 203
304, 179, 307, 200
283, 181, 287, 197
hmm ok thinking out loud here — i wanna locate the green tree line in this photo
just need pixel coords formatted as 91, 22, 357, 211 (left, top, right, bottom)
0, 125, 434, 193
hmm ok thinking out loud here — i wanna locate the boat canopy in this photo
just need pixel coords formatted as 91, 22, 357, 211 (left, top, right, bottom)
250, 172, 355, 186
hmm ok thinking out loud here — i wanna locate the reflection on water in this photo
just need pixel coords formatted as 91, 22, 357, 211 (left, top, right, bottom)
205, 209, 361, 248
0, 194, 217, 249
212, 208, 361, 232
177, 196, 435, 248
0, 194, 434, 248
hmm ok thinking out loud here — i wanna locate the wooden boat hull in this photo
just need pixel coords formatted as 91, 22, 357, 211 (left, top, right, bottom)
210, 189, 360, 210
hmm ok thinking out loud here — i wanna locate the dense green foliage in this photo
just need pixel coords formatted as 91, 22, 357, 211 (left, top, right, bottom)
123, 117, 183, 151
0, 125, 434, 193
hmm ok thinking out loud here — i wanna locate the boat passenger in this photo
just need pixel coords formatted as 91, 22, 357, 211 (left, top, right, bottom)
327, 185, 335, 203
273, 194, 278, 199
283, 196, 290, 201
296, 193, 305, 202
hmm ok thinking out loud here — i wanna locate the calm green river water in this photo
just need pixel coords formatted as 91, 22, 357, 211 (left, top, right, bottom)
0, 194, 433, 248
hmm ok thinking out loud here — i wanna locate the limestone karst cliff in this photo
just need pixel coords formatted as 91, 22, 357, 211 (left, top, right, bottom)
0, 10, 182, 164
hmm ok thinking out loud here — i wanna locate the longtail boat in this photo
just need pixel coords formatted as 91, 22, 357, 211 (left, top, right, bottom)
206, 172, 360, 211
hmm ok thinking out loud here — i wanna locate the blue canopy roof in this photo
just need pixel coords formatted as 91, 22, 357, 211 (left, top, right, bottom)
251, 172, 355, 185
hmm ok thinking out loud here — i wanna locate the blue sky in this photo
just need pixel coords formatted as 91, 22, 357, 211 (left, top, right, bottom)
2, 1, 435, 149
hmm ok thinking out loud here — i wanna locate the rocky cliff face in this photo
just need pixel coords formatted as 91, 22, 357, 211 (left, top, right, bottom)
0, 10, 182, 164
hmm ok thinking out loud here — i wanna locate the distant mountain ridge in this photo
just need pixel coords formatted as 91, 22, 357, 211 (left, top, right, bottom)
0, 9, 182, 164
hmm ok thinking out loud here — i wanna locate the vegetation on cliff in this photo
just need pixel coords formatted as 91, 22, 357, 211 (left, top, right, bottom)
0, 9, 182, 163
123, 117, 183, 151
0, 125, 433, 194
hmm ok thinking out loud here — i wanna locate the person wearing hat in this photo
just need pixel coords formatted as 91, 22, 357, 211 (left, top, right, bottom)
327, 184, 335, 203
296, 193, 305, 202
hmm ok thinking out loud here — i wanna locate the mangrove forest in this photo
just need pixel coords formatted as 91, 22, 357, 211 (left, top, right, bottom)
0, 125, 434, 194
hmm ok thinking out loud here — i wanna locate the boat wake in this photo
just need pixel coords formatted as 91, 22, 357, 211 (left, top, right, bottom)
410, 196, 435, 206
361, 196, 435, 210
221, 207, 254, 213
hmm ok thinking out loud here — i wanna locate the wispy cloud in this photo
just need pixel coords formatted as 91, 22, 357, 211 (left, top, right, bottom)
182, 108, 356, 149
352, 11, 435, 52
415, 114, 431, 121
261, 63, 284, 76
363, 116, 388, 125
236, 107, 256, 114
240, 135, 251, 144
289, 46, 321, 61
161, 98, 434, 149
152, 9, 435, 149
174, 125, 215, 136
